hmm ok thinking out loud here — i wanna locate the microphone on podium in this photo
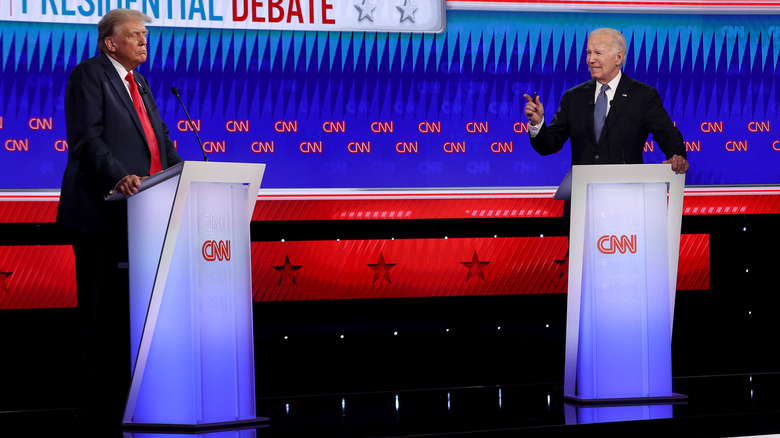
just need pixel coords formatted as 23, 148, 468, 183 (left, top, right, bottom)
171, 87, 209, 162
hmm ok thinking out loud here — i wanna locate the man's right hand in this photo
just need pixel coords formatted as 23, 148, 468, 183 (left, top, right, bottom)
114, 174, 143, 197
523, 94, 544, 125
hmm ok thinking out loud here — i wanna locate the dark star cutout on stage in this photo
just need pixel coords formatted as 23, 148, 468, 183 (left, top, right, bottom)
368, 253, 396, 284
0, 271, 11, 294
461, 251, 489, 281
273, 255, 302, 286
554, 249, 569, 280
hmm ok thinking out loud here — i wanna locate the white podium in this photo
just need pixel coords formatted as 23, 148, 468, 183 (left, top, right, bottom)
119, 161, 266, 429
555, 164, 686, 403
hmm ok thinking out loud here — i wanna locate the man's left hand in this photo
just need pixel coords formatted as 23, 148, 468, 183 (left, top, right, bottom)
664, 155, 689, 174
114, 174, 143, 197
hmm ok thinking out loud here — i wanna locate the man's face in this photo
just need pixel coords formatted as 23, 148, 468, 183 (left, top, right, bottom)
586, 33, 623, 84
105, 19, 148, 71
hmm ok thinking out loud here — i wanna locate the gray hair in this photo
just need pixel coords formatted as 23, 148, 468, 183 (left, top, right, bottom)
97, 9, 151, 54
589, 28, 627, 66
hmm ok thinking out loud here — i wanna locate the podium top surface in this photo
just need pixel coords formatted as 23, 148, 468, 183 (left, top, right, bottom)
106, 161, 265, 201
106, 162, 184, 201
553, 163, 684, 201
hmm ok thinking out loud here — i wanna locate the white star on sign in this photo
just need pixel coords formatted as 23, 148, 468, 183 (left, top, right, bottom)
354, 0, 376, 22
396, 0, 418, 23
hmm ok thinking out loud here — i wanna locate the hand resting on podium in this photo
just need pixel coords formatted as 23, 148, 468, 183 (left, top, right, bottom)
663, 154, 689, 175
111, 174, 144, 198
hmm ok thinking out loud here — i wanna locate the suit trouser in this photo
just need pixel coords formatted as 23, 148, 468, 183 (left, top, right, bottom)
72, 230, 130, 421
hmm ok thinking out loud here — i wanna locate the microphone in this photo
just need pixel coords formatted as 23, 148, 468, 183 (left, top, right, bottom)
609, 100, 626, 164
171, 87, 209, 162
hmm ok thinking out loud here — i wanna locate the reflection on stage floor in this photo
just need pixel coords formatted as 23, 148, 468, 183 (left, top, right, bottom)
2, 373, 779, 438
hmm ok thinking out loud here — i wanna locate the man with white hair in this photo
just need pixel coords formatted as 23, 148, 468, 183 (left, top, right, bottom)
523, 27, 689, 174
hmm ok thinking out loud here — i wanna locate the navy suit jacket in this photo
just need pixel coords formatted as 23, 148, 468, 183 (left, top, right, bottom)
58, 54, 182, 234
530, 73, 686, 165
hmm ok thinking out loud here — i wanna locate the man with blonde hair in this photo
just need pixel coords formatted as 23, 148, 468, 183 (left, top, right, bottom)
58, 8, 182, 423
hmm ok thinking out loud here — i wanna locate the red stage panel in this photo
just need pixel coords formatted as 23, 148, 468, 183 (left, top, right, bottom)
677, 234, 710, 291
251, 234, 711, 302
0, 234, 708, 308
0, 190, 728, 308
252, 197, 564, 221
250, 190, 780, 222
252, 237, 570, 301
1, 189, 779, 223
0, 245, 76, 309
0, 199, 59, 223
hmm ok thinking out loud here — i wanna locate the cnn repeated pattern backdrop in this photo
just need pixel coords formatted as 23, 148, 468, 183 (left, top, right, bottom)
1, 11, 779, 188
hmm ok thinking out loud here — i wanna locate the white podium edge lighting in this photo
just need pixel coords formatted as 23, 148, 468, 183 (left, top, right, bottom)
122, 161, 266, 425
555, 164, 685, 400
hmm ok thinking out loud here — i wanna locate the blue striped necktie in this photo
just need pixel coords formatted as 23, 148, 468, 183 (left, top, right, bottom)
594, 84, 610, 142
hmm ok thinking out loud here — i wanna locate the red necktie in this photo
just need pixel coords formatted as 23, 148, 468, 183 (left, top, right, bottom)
125, 71, 162, 175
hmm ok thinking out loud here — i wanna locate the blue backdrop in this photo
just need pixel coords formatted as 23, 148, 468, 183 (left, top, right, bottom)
2, 11, 779, 188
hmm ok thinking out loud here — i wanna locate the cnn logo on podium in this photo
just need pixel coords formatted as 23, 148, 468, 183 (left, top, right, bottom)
597, 235, 637, 255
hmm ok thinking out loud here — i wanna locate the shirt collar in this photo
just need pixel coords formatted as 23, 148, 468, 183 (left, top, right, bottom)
106, 53, 132, 82
597, 70, 622, 93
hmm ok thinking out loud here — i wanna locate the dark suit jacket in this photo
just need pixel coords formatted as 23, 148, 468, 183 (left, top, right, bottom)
58, 53, 183, 234
530, 73, 686, 165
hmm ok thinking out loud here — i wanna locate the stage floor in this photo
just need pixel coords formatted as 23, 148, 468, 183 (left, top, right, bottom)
1, 373, 779, 437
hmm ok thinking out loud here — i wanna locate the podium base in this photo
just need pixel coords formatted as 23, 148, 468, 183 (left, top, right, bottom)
564, 393, 688, 407
122, 416, 270, 432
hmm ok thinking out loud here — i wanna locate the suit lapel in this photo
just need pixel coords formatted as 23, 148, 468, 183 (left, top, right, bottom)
603, 74, 633, 142
609, 74, 633, 120
583, 80, 598, 145
99, 54, 149, 147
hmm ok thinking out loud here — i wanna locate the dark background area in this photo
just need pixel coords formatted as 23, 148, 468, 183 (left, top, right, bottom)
0, 213, 778, 411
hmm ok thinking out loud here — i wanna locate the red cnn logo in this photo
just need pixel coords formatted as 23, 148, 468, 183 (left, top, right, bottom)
597, 235, 637, 254
202, 240, 231, 261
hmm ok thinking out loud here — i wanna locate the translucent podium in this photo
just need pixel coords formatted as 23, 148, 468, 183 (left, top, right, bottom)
555, 164, 686, 404
119, 161, 266, 429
